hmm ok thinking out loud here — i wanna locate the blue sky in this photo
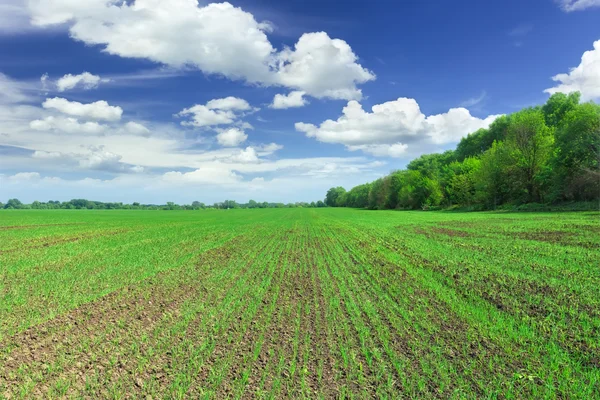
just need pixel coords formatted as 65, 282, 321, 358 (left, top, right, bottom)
0, 0, 599, 204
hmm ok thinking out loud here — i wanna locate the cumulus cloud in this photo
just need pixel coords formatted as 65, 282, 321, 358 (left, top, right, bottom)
206, 96, 252, 111
56, 72, 108, 92
216, 128, 248, 147
177, 96, 253, 128
227, 146, 260, 163
42, 97, 123, 121
270, 91, 307, 109
296, 98, 501, 156
273, 32, 375, 99
544, 40, 600, 101
78, 147, 123, 170
29, 116, 108, 135
177, 105, 235, 128
26, 1, 374, 100
557, 0, 600, 11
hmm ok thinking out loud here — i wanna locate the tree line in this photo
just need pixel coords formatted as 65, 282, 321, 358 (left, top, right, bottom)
1, 198, 327, 210
325, 92, 599, 210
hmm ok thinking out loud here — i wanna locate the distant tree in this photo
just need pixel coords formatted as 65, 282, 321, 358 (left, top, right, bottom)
4, 198, 23, 209
191, 201, 205, 209
316, 200, 326, 208
325, 187, 347, 207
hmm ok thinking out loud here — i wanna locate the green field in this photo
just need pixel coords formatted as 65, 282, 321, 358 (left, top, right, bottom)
0, 209, 598, 399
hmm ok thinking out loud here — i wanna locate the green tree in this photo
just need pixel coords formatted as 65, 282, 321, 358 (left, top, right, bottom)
551, 102, 600, 200
505, 108, 554, 202
542, 92, 581, 128
445, 157, 481, 206
325, 187, 347, 207
474, 141, 512, 208
455, 116, 510, 161
4, 198, 23, 209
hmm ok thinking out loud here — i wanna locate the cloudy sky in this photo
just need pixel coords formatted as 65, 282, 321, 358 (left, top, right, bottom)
0, 0, 599, 204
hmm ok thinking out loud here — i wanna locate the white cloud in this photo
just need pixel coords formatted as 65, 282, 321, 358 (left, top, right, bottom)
32, 150, 66, 160
177, 104, 235, 127
0, 73, 34, 103
346, 143, 408, 158
7, 172, 41, 181
177, 96, 254, 128
124, 121, 151, 136
42, 97, 123, 121
32, 146, 144, 173
227, 146, 260, 163
273, 32, 375, 99
78, 147, 123, 170
40, 73, 49, 92
216, 128, 248, 147
544, 39, 600, 101
256, 143, 284, 155
0, 0, 32, 34
296, 98, 501, 156
56, 72, 107, 92
206, 96, 252, 111
163, 164, 243, 185
30, 116, 108, 135
26, 1, 374, 100
270, 91, 307, 109
557, 0, 600, 11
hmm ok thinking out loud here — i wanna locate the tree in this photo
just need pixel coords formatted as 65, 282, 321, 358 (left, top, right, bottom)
325, 187, 347, 207
551, 102, 600, 201
346, 183, 371, 208
542, 92, 580, 128
247, 199, 258, 209
474, 141, 512, 208
367, 178, 386, 209
191, 201, 205, 209
4, 199, 23, 209
445, 157, 481, 206
506, 108, 554, 202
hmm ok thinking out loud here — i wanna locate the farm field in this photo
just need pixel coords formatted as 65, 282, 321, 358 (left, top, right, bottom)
0, 208, 599, 399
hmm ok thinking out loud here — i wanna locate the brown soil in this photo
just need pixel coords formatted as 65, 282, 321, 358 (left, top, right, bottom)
0, 235, 250, 398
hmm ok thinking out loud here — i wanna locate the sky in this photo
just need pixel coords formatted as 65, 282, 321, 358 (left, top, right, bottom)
0, 0, 599, 204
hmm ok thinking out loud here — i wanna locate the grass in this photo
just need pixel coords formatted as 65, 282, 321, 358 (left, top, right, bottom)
0, 208, 598, 398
